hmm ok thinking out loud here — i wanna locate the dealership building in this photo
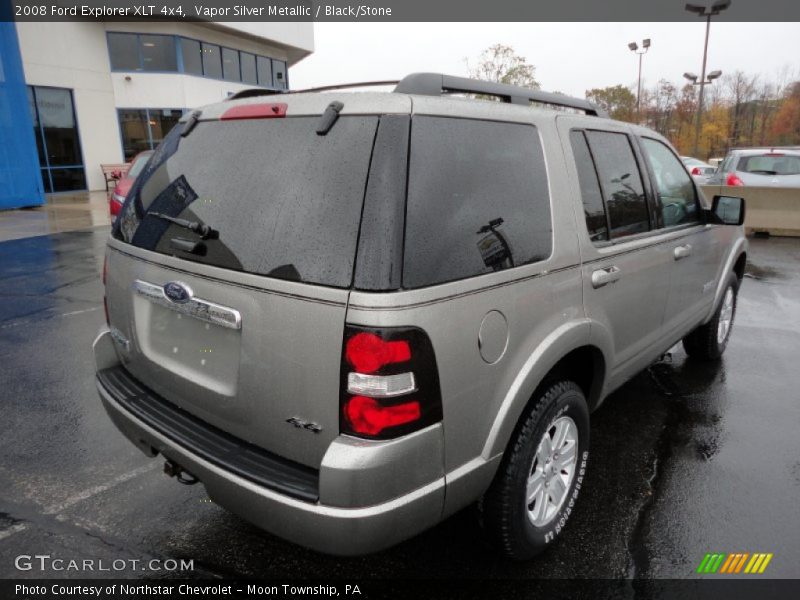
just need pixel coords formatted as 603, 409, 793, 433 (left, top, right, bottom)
0, 20, 313, 209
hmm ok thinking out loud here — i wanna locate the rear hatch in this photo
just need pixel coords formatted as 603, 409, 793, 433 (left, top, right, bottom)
104, 97, 398, 468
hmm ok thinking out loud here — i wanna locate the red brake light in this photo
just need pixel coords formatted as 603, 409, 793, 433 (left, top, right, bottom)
344, 396, 421, 436
345, 332, 411, 374
726, 172, 745, 187
220, 103, 287, 120
691, 166, 702, 175
340, 326, 442, 440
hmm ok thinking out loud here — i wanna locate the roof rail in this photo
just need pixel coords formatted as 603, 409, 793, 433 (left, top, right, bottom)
227, 80, 400, 101
227, 88, 285, 100
394, 72, 608, 117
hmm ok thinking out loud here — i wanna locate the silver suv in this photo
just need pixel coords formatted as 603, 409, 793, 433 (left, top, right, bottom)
94, 73, 747, 559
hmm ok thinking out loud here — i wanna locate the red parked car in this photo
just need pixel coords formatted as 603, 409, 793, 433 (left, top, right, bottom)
108, 150, 153, 223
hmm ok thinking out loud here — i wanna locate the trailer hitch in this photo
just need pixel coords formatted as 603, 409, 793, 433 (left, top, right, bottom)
163, 459, 199, 485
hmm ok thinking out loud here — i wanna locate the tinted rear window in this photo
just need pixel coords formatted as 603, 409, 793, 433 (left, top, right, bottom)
114, 116, 378, 288
403, 117, 551, 289
739, 154, 800, 175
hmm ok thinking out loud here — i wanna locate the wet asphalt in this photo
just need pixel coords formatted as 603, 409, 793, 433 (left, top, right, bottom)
0, 227, 798, 580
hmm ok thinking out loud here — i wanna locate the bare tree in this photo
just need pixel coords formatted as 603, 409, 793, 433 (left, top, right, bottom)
466, 44, 540, 89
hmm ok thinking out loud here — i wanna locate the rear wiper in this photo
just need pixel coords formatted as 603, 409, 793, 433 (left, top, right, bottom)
147, 212, 219, 240
749, 170, 778, 175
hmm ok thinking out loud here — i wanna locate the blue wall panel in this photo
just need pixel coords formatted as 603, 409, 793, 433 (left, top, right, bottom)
0, 10, 45, 210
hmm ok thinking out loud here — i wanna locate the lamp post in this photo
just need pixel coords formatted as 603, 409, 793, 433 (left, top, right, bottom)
685, 0, 731, 157
628, 38, 651, 118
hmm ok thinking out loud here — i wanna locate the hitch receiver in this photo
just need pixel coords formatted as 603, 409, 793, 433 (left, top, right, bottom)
163, 459, 199, 485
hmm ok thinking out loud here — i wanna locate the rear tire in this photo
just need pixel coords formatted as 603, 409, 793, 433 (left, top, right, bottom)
682, 272, 739, 361
479, 380, 590, 560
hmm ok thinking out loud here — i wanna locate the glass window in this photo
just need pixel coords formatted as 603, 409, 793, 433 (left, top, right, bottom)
107, 33, 140, 70
585, 131, 650, 239
29, 86, 87, 192
118, 109, 151, 161
181, 38, 203, 75
569, 130, 609, 242
202, 43, 222, 79
272, 60, 287, 89
739, 154, 800, 175
257, 56, 272, 87
140, 35, 176, 72
240, 52, 257, 85
34, 87, 82, 167
221, 48, 240, 82
148, 109, 182, 148
115, 117, 379, 288
403, 117, 552, 289
641, 138, 699, 227
118, 109, 183, 161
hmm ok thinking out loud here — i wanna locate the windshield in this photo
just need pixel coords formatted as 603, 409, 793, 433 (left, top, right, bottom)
113, 116, 379, 288
738, 154, 800, 175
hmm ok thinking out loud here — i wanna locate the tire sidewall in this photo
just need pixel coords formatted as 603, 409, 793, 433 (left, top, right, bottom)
511, 384, 590, 555
712, 274, 740, 355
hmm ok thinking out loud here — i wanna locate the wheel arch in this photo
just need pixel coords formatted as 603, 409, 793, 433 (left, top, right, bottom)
481, 320, 609, 460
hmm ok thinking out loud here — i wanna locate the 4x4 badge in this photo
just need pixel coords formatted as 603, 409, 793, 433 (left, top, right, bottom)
286, 417, 322, 434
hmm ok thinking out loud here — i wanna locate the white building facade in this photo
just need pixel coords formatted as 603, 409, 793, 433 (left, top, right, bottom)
15, 21, 314, 192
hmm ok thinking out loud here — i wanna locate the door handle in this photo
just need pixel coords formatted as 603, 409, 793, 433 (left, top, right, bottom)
673, 244, 693, 260
591, 266, 621, 289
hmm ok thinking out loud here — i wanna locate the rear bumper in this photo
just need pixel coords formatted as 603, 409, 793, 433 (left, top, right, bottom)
93, 328, 445, 555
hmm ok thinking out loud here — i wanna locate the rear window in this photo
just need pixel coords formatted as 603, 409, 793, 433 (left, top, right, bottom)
738, 154, 800, 175
402, 117, 552, 289
114, 116, 378, 288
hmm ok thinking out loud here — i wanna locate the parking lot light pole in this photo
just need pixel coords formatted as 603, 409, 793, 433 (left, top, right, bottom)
628, 39, 651, 119
685, 0, 731, 157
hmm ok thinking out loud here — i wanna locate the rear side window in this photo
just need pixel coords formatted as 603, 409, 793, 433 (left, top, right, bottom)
569, 130, 609, 242
403, 117, 552, 289
114, 116, 378, 288
585, 131, 650, 238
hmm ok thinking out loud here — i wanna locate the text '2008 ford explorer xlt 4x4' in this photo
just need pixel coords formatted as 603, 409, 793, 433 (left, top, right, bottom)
94, 73, 747, 559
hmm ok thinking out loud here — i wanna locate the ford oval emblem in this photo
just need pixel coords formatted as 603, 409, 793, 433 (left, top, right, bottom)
163, 281, 192, 304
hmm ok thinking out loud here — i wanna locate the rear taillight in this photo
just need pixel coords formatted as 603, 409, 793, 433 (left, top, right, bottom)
691, 166, 702, 176
340, 325, 442, 440
726, 172, 745, 186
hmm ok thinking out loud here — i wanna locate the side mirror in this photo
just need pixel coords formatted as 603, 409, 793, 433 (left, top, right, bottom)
711, 195, 745, 226
111, 170, 122, 180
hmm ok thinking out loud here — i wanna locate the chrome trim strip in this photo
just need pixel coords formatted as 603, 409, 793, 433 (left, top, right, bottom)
133, 279, 242, 330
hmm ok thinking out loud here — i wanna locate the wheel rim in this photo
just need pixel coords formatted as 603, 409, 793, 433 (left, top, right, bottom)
717, 287, 735, 345
526, 415, 579, 527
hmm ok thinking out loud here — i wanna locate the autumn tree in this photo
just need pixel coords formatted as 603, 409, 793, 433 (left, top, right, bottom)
770, 81, 800, 145
585, 85, 636, 121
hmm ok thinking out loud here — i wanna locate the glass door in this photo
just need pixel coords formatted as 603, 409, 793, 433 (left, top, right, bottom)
28, 86, 87, 193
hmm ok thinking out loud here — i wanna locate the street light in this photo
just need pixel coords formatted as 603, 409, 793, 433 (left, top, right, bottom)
628, 38, 651, 118
685, 0, 731, 156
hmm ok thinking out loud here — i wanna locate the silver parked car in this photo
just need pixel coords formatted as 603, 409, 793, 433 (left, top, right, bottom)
707, 147, 800, 188
681, 156, 716, 183
94, 73, 747, 559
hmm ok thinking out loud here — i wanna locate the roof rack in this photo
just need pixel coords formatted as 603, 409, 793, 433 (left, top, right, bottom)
227, 73, 608, 117
227, 80, 399, 101
394, 73, 608, 117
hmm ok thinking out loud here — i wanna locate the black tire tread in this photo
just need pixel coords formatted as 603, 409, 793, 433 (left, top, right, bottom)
480, 380, 583, 559
683, 273, 739, 361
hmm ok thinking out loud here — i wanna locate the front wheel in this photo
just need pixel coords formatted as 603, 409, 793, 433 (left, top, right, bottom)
479, 381, 590, 560
683, 272, 739, 361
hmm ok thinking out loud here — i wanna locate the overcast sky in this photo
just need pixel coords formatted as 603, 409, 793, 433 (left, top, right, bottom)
291, 22, 799, 97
